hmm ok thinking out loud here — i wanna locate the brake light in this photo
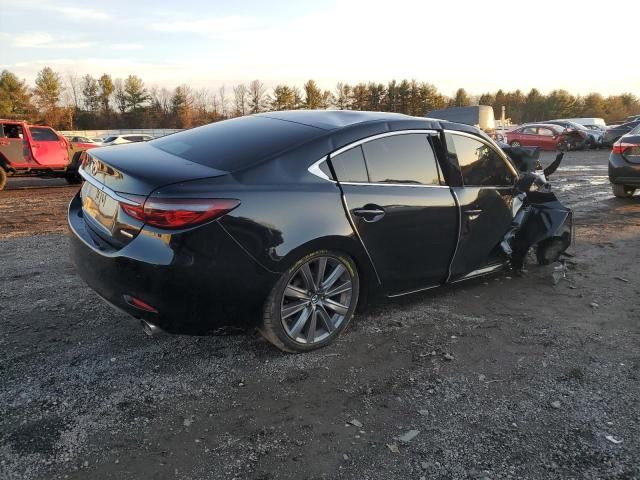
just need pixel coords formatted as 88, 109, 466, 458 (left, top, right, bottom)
120, 197, 240, 229
612, 141, 634, 155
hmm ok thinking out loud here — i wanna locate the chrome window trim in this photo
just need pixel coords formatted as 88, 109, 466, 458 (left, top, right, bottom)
307, 155, 336, 183
324, 129, 443, 188
79, 167, 141, 206
339, 182, 449, 189
443, 129, 518, 178
329, 129, 439, 158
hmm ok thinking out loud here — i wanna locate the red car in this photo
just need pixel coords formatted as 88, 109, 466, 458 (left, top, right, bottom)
505, 124, 569, 151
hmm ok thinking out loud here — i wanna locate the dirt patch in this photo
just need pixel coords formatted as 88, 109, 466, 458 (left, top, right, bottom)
0, 179, 79, 239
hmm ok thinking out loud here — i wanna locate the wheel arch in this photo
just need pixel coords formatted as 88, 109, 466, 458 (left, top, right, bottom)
271, 234, 380, 306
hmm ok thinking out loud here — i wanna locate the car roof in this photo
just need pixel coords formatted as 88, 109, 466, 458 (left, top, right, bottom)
255, 110, 415, 131
519, 123, 563, 129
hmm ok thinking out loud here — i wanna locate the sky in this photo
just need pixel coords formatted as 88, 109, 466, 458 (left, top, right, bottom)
0, 0, 638, 97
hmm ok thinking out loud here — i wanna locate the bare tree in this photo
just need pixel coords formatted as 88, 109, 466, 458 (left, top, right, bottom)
218, 85, 227, 118
65, 72, 82, 111
232, 84, 248, 117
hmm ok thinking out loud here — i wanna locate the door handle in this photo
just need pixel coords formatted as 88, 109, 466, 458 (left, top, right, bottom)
353, 205, 385, 222
464, 209, 482, 222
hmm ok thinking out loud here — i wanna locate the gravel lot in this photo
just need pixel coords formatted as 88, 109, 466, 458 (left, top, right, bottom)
1, 150, 639, 480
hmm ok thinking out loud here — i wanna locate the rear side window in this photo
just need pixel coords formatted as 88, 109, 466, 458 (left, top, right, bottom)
330, 146, 368, 182
450, 134, 514, 187
362, 134, 440, 185
29, 127, 59, 141
152, 116, 324, 171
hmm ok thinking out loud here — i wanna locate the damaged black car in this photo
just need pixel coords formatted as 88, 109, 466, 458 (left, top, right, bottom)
68, 111, 573, 352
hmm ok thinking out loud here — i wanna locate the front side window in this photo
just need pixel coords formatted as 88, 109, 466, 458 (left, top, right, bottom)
4, 124, 23, 139
450, 134, 515, 187
522, 127, 537, 135
361, 134, 440, 185
29, 127, 59, 141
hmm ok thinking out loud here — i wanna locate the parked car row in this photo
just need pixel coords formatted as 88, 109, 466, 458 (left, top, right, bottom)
505, 123, 589, 151
65, 134, 156, 147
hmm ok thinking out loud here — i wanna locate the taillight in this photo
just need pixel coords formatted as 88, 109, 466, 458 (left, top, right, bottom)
612, 141, 634, 155
119, 197, 240, 229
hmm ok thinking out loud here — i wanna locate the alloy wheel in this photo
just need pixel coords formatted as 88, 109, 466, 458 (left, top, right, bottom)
280, 256, 354, 345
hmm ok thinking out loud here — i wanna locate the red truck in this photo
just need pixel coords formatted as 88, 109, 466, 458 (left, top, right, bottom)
0, 119, 98, 191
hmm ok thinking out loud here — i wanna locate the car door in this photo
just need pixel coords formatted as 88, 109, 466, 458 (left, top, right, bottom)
444, 131, 518, 281
0, 122, 30, 167
28, 126, 68, 167
537, 127, 556, 150
331, 131, 459, 295
519, 126, 538, 147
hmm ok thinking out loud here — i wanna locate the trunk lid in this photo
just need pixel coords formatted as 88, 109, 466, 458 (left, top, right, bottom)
79, 142, 228, 248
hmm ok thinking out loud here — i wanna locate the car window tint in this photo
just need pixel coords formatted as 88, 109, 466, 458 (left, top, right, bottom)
451, 134, 514, 187
30, 127, 59, 141
152, 116, 323, 172
331, 146, 368, 182
362, 134, 440, 185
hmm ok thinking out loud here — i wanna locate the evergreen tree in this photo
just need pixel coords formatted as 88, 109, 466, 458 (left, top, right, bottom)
0, 70, 33, 118
33, 67, 63, 125
82, 75, 100, 112
98, 74, 114, 115
124, 75, 148, 111
303, 80, 323, 109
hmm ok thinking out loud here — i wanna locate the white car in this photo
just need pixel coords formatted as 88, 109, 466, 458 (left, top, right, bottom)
101, 134, 154, 146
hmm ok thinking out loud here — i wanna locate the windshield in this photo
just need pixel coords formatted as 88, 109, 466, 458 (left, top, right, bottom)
630, 124, 640, 135
103, 136, 117, 143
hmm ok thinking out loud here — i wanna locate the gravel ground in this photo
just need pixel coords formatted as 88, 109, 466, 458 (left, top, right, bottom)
1, 150, 639, 480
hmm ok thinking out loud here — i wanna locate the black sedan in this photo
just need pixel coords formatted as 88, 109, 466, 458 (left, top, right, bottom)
609, 124, 640, 198
68, 111, 571, 352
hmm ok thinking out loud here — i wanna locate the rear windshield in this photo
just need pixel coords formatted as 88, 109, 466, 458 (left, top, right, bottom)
150, 116, 323, 171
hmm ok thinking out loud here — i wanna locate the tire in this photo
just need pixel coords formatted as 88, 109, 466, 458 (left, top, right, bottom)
65, 152, 83, 184
260, 250, 360, 353
0, 167, 7, 191
536, 237, 567, 265
510, 140, 521, 147
612, 184, 636, 198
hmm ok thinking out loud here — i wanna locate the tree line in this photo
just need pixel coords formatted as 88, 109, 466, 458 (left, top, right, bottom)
1, 67, 638, 130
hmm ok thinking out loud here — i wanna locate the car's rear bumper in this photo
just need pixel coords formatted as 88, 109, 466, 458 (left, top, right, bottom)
68, 192, 279, 333
609, 153, 640, 186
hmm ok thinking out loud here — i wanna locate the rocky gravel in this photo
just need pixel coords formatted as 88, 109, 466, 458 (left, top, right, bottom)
1, 150, 639, 479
